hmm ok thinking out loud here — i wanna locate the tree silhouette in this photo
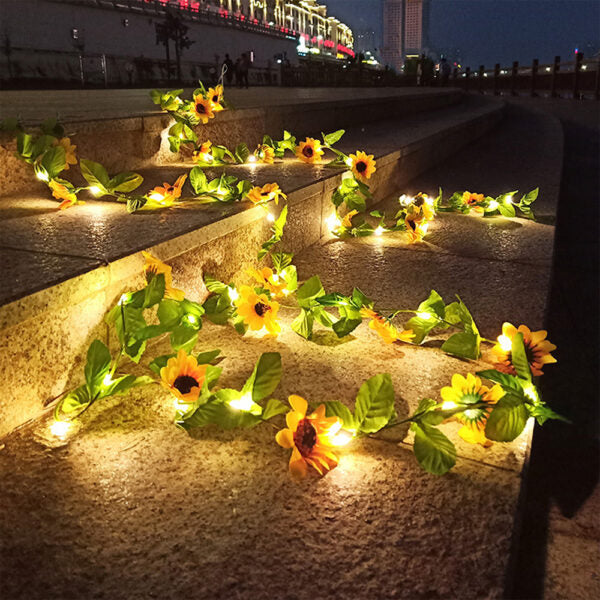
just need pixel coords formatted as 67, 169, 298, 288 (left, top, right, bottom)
155, 7, 195, 83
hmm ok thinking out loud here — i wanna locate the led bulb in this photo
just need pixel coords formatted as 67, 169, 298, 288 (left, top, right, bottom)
326, 214, 342, 232
488, 200, 499, 210
102, 374, 113, 387
345, 157, 353, 167
118, 293, 131, 305
416, 311, 432, 320
50, 420, 71, 438
266, 212, 275, 222
149, 192, 164, 202
442, 401, 458, 410
523, 384, 538, 401
271, 273, 280, 282
229, 393, 254, 412
248, 155, 257, 163
89, 185, 101, 196
228, 287, 240, 302
505, 195, 513, 204
497, 334, 512, 351
374, 226, 384, 236
36, 171, 49, 182
186, 314, 197, 325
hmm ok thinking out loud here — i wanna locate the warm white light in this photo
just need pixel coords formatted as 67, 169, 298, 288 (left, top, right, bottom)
416, 311, 432, 320
345, 157, 353, 167
266, 212, 275, 222
178, 133, 184, 139
50, 420, 71, 438
497, 334, 512, 351
248, 155, 257, 163
421, 223, 430, 234
505, 195, 513, 204
149, 192, 164, 202
173, 398, 191, 412
582, 64, 587, 70
424, 195, 434, 206
374, 226, 384, 236
201, 153, 213, 163
36, 171, 49, 182
228, 287, 240, 302
545, 67, 551, 72
331, 427, 355, 447
229, 393, 254, 412
282, 289, 290, 296
488, 200, 499, 210
102, 373, 113, 387
398, 194, 413, 207
186, 314, 198, 325
271, 273, 280, 282
442, 401, 458, 410
89, 185, 101, 196
118, 293, 130, 305
326, 214, 342, 231
523, 384, 538, 401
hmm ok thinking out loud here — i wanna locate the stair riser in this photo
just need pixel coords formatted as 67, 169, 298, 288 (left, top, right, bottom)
0, 91, 463, 198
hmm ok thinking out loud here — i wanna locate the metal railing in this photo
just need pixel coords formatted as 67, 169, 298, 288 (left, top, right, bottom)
452, 53, 600, 100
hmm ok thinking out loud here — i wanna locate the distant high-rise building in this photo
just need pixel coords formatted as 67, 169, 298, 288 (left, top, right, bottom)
382, 0, 429, 71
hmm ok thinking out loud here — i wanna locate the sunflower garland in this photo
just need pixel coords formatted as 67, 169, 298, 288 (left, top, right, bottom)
234, 285, 281, 336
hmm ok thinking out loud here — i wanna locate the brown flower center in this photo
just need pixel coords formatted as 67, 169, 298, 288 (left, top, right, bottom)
302, 146, 314, 157
173, 375, 199, 395
294, 418, 317, 457
356, 160, 367, 173
254, 302, 271, 317
407, 218, 417, 231
196, 102, 206, 114
414, 195, 425, 207
212, 95, 219, 103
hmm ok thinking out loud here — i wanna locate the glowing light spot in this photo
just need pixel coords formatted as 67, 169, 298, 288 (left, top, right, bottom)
374, 226, 385, 236
416, 311, 432, 320
89, 185, 101, 196
331, 426, 355, 447
36, 171, 49, 182
228, 287, 240, 302
50, 420, 71, 438
497, 334, 512, 351
398, 194, 413, 207
248, 155, 257, 163
271, 273, 280, 282
149, 192, 164, 202
178, 133, 184, 139
523, 384, 538, 401
229, 393, 254, 412
488, 200, 499, 210
345, 157, 353, 167
282, 289, 290, 296
424, 195, 434, 206
186, 314, 198, 326
202, 153, 213, 163
442, 401, 458, 410
421, 223, 430, 234
102, 374, 113, 387
173, 398, 191, 412
266, 212, 275, 222
505, 195, 513, 204
119, 293, 131, 305
326, 214, 342, 232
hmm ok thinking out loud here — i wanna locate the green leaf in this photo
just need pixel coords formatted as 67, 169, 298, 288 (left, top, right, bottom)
157, 299, 184, 328
484, 394, 528, 442
527, 402, 571, 425
322, 129, 345, 146
105, 302, 147, 362
354, 373, 395, 433
291, 309, 314, 340
412, 422, 457, 475
234, 143, 250, 163
204, 275, 229, 295
183, 398, 262, 430
323, 401, 356, 430
204, 365, 223, 390
57, 385, 91, 417
498, 202, 516, 218
108, 172, 143, 193
405, 290, 445, 344
203, 293, 234, 325
80, 159, 110, 190
262, 398, 288, 420
16, 132, 33, 158
143, 273, 165, 308
196, 349, 221, 364
170, 325, 198, 352
126, 196, 148, 212
296, 275, 325, 308
41, 146, 67, 178
351, 287, 371, 309
101, 374, 154, 399
189, 166, 208, 194
511, 332, 532, 381
31, 135, 57, 160
133, 324, 169, 342
441, 332, 480, 360
476, 369, 526, 398
241, 352, 282, 402
149, 354, 174, 375
84, 340, 112, 396
332, 315, 362, 338
520, 188, 539, 205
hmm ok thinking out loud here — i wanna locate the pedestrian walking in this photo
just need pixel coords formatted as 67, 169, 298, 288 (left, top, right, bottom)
223, 53, 234, 85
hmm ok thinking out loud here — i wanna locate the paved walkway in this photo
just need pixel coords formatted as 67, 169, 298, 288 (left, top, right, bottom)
0, 86, 451, 124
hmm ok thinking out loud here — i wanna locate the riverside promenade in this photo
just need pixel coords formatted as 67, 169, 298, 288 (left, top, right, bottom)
0, 87, 597, 599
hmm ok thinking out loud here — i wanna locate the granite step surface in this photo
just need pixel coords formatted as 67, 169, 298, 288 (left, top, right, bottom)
0, 101, 563, 599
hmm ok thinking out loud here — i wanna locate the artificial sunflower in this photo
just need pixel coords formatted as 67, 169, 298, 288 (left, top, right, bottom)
55, 137, 77, 169
148, 174, 187, 205
247, 267, 288, 298
348, 150, 376, 181
341, 209, 358, 229
256, 144, 275, 164
461, 191, 486, 214
234, 285, 281, 336
405, 207, 429, 243
160, 349, 207, 404
207, 85, 224, 111
192, 141, 213, 163
275, 395, 341, 478
193, 96, 215, 124
491, 322, 557, 376
142, 251, 185, 301
295, 137, 324, 164
441, 373, 504, 446
360, 308, 415, 345
49, 180, 79, 210
246, 182, 286, 205
412, 192, 435, 220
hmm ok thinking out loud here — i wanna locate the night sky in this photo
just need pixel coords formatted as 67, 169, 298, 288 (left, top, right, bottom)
324, 0, 600, 68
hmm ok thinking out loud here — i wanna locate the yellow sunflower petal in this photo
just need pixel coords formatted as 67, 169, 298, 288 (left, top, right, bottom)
289, 395, 307, 416
275, 429, 294, 449
286, 411, 302, 432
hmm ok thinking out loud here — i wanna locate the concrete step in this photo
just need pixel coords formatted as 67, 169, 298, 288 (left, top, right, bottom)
0, 102, 563, 599
0, 87, 462, 197
0, 95, 504, 437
